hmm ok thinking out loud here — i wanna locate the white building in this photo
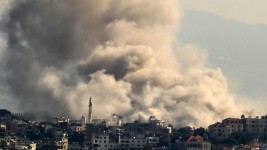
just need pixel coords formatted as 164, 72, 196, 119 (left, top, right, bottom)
91, 134, 159, 150
176, 141, 211, 150
120, 137, 146, 149
242, 115, 267, 137
92, 134, 117, 150
50, 117, 70, 123
80, 116, 87, 125
170, 135, 211, 150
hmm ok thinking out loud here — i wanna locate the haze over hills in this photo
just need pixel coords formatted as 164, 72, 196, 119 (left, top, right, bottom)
178, 10, 267, 98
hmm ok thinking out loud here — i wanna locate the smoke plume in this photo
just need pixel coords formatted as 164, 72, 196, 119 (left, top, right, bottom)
0, 0, 239, 126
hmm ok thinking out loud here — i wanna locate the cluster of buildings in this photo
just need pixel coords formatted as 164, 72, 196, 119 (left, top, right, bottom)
208, 118, 243, 139
0, 97, 212, 150
207, 115, 267, 150
82, 98, 211, 150
169, 135, 211, 150
208, 115, 267, 140
1, 97, 267, 150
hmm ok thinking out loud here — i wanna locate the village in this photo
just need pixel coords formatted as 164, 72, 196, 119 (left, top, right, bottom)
0, 98, 267, 150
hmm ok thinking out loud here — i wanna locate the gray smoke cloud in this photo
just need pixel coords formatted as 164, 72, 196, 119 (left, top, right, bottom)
0, 0, 239, 126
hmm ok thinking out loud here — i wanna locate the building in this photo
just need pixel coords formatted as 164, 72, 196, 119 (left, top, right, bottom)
233, 139, 267, 150
208, 118, 243, 139
120, 136, 147, 149
55, 134, 69, 150
50, 117, 70, 123
91, 133, 160, 150
148, 116, 166, 127
70, 125, 85, 133
243, 115, 267, 137
169, 135, 211, 150
69, 142, 89, 150
146, 136, 159, 147
80, 116, 87, 125
91, 134, 118, 150
232, 115, 267, 138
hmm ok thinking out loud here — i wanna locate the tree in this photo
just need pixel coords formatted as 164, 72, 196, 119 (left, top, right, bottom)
175, 126, 193, 141
241, 114, 245, 119
0, 140, 7, 149
221, 137, 238, 145
230, 132, 257, 144
193, 127, 206, 136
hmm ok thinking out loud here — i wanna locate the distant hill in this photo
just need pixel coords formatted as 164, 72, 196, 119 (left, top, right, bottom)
178, 10, 267, 96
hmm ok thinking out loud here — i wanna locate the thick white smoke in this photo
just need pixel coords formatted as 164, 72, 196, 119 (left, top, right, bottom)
0, 0, 239, 126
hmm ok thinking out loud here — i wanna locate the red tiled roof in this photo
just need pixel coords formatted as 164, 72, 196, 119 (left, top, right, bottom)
187, 135, 203, 142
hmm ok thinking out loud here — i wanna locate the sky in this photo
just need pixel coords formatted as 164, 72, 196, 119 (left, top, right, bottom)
179, 0, 267, 115
180, 0, 267, 25
0, 0, 266, 126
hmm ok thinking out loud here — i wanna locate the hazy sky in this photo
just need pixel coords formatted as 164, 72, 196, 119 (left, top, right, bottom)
179, 1, 267, 115
180, 0, 267, 25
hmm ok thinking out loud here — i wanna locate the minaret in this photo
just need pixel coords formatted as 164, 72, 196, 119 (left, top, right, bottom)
88, 97, 93, 124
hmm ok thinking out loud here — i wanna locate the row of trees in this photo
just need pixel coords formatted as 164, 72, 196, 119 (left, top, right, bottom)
216, 132, 257, 145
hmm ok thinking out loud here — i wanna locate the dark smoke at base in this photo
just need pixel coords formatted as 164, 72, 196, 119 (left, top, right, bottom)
0, 0, 239, 126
